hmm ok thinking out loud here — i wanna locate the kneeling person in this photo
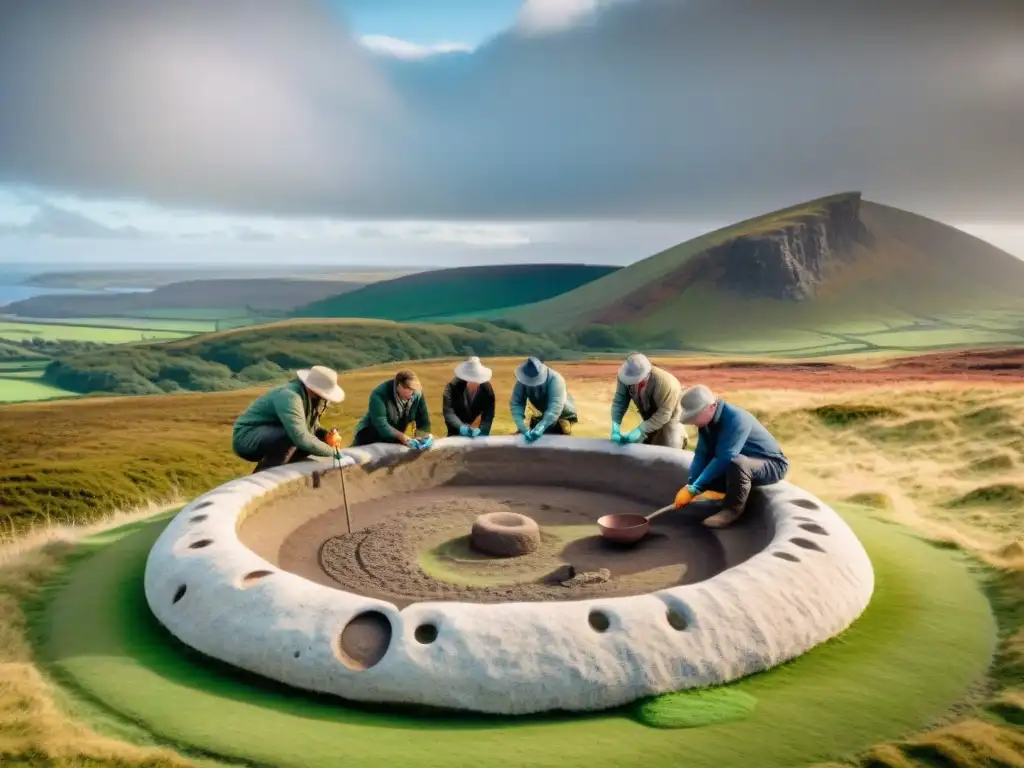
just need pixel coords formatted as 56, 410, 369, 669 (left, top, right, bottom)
351, 370, 433, 449
232, 366, 345, 473
673, 384, 788, 528
510, 357, 578, 442
443, 356, 495, 437
610, 352, 688, 449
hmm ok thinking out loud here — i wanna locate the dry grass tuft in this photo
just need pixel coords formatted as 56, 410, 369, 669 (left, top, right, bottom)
0, 502, 196, 768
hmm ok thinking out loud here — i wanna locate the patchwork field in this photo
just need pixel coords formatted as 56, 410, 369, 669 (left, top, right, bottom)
0, 354, 1021, 767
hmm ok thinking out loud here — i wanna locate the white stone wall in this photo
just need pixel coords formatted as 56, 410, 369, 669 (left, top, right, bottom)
143, 436, 874, 715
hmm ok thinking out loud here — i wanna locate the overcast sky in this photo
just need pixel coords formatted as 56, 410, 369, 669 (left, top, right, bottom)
0, 0, 1021, 267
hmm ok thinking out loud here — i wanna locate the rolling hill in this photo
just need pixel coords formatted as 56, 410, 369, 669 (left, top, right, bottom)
291, 263, 618, 321
4, 277, 368, 319
499, 193, 1024, 356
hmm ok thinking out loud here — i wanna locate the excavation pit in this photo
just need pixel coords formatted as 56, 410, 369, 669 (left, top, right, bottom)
236, 446, 774, 608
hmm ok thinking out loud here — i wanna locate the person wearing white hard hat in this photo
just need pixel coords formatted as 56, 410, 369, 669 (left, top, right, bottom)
510, 356, 578, 443
671, 384, 789, 528
442, 356, 496, 437
232, 365, 345, 473
609, 352, 688, 450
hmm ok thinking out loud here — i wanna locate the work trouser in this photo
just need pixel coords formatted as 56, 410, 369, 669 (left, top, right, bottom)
644, 420, 688, 450
234, 425, 329, 473
528, 414, 577, 435
702, 455, 789, 513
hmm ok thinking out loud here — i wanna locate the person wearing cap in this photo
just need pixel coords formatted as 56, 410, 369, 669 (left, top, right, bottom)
672, 384, 789, 528
231, 365, 346, 473
351, 369, 434, 449
609, 352, 688, 449
442, 356, 496, 438
510, 357, 578, 443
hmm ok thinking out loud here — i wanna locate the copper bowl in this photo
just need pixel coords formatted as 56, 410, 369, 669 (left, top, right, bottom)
597, 512, 651, 543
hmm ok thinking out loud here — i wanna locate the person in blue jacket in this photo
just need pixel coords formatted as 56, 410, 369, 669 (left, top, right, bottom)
672, 384, 789, 528
510, 357, 578, 443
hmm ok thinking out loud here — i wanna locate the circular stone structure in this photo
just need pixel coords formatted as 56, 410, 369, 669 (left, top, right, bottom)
470, 511, 541, 556
143, 436, 875, 715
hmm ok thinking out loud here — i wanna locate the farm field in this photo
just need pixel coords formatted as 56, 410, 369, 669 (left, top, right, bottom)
0, 319, 193, 343
0, 353, 1021, 768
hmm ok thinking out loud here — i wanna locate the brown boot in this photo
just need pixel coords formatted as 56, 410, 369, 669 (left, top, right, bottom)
702, 506, 745, 528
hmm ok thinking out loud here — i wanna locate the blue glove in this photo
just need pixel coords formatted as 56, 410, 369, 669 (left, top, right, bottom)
624, 427, 645, 444
459, 424, 472, 437
470, 426, 481, 437
524, 427, 542, 443
417, 435, 434, 450
407, 438, 422, 450
610, 423, 622, 443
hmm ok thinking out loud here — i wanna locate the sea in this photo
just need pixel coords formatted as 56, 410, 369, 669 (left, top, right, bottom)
0, 264, 149, 309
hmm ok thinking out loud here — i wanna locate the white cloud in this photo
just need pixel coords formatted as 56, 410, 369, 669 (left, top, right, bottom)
514, 0, 604, 35
359, 35, 474, 60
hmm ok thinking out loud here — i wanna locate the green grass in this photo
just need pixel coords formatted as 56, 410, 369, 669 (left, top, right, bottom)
631, 688, 758, 729
0, 375, 77, 403
293, 264, 617, 321
31, 504, 996, 768
5, 316, 220, 333
0, 320, 191, 344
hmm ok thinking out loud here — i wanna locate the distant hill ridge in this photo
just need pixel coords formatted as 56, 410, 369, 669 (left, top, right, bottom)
499, 192, 1024, 355
292, 263, 618, 321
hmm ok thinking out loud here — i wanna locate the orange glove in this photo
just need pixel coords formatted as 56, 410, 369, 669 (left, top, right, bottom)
325, 429, 342, 448
674, 486, 695, 508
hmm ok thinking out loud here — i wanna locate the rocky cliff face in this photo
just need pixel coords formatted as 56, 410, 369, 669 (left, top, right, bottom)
705, 193, 873, 301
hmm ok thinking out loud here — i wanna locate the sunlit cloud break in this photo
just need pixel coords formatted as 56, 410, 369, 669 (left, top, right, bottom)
359, 35, 475, 60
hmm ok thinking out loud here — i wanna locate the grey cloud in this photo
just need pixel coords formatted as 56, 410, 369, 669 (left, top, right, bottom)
0, 202, 144, 239
0, 0, 1022, 222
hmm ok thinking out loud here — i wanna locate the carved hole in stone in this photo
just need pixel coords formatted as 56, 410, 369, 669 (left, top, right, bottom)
414, 623, 438, 644
335, 610, 393, 671
790, 537, 826, 553
791, 499, 820, 511
241, 570, 274, 588
294, 651, 301, 659
172, 585, 187, 604
666, 608, 688, 631
492, 513, 524, 527
189, 514, 208, 523
799, 522, 829, 536
192, 501, 213, 511
773, 551, 800, 562
588, 610, 611, 633
793, 516, 814, 523
189, 539, 214, 550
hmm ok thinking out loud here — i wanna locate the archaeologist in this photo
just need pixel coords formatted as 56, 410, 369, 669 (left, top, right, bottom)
231, 365, 345, 473
351, 369, 434, 449
510, 357, 578, 443
442, 356, 496, 437
672, 384, 789, 528
609, 352, 688, 449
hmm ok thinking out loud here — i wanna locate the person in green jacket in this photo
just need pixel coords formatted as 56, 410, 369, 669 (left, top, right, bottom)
510, 357, 578, 443
232, 365, 345, 473
351, 369, 434, 449
609, 352, 689, 449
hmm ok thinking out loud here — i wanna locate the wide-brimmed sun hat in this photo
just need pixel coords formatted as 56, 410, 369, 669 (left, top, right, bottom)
514, 356, 549, 387
679, 384, 715, 423
296, 365, 345, 403
618, 352, 652, 386
454, 356, 492, 383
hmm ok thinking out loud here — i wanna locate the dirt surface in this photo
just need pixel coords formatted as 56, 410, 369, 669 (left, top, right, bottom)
567, 347, 1024, 391
237, 447, 772, 609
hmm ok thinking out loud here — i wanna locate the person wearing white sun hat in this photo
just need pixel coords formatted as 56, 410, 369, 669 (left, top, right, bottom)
232, 365, 346, 473
442, 356, 496, 437
609, 352, 688, 449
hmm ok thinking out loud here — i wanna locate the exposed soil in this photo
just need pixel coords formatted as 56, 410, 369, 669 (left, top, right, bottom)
237, 447, 772, 609
567, 347, 1024, 392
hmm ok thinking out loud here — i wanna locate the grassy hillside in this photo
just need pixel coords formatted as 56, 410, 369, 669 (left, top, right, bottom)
501, 193, 1024, 356
293, 263, 618, 321
37, 318, 576, 397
